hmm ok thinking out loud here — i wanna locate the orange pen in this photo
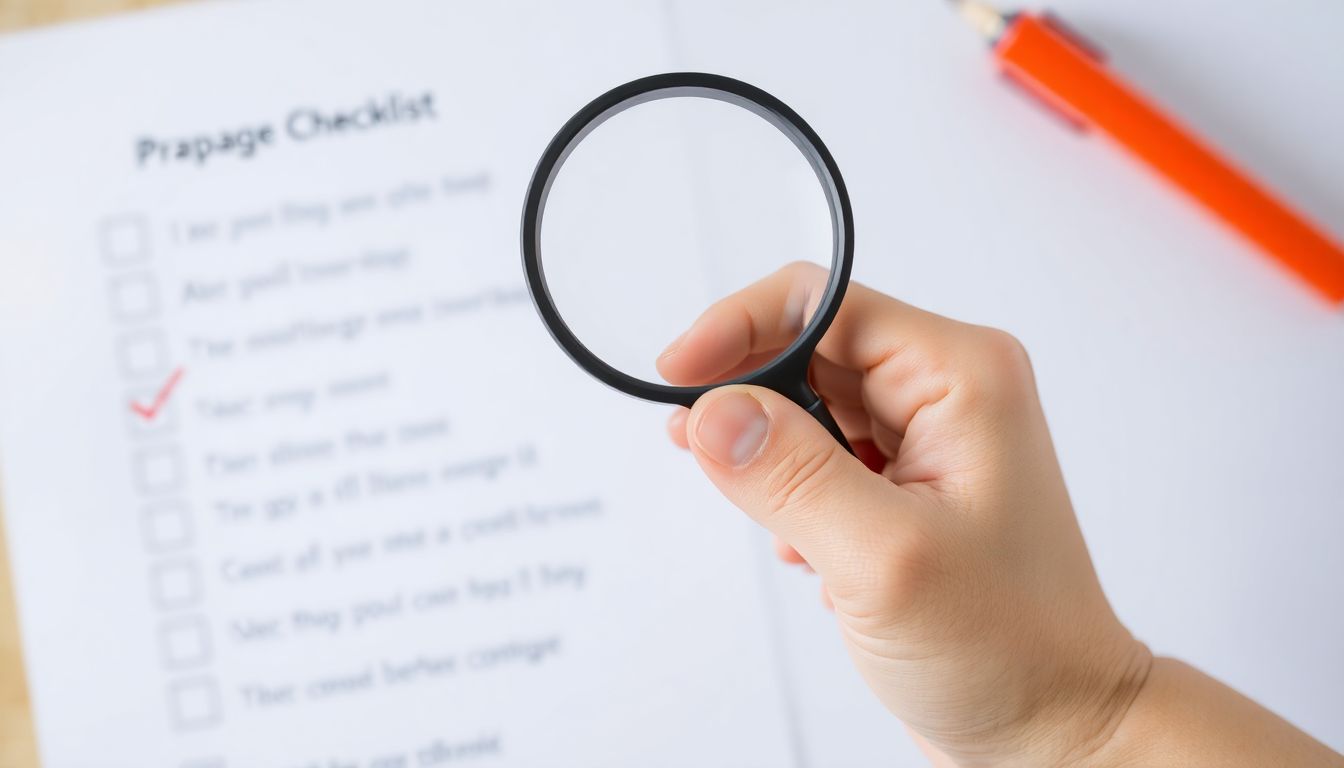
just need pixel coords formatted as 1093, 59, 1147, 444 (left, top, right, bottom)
952, 1, 1344, 306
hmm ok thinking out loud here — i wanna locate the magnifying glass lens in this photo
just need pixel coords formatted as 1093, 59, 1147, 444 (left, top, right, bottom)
540, 94, 834, 386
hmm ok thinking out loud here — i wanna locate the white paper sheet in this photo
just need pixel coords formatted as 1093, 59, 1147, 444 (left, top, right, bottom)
7, 2, 1343, 766
0, 3, 801, 766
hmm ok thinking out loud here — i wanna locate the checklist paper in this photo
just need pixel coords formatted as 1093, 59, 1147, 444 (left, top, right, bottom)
0, 2, 798, 766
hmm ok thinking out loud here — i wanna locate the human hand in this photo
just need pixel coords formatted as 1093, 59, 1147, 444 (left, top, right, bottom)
659, 263, 1151, 766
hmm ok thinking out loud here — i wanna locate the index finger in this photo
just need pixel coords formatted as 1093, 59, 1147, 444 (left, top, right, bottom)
654, 261, 999, 446
656, 262, 824, 385
656, 261, 968, 384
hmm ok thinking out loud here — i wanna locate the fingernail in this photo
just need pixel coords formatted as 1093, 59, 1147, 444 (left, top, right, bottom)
694, 391, 769, 467
658, 328, 690, 360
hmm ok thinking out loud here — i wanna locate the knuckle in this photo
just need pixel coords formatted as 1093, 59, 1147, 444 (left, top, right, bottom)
961, 327, 1035, 402
981, 328, 1033, 376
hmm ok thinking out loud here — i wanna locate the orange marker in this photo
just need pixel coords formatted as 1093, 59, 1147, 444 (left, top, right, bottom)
953, 1, 1344, 306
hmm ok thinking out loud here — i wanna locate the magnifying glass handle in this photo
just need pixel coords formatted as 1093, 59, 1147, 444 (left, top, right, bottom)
804, 398, 854, 455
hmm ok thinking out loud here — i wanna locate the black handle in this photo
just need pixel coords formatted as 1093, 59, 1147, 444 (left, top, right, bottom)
805, 398, 853, 455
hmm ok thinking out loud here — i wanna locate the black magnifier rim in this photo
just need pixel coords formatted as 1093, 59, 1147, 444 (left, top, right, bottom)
521, 72, 854, 409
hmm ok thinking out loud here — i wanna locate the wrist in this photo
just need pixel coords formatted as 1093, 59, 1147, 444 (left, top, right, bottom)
1061, 641, 1155, 767
1002, 633, 1155, 768
1068, 657, 1344, 768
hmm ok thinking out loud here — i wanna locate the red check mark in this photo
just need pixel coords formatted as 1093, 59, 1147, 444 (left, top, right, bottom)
130, 367, 184, 421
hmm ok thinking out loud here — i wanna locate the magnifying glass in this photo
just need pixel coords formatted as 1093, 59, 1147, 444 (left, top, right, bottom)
520, 72, 854, 450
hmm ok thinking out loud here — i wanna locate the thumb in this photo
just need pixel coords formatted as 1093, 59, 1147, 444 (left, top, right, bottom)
686, 385, 908, 583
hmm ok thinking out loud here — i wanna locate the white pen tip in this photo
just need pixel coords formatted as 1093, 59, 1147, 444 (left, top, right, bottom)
948, 0, 1008, 42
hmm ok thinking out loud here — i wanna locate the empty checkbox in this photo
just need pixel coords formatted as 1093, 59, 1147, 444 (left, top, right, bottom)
150, 560, 202, 610
133, 446, 184, 494
108, 272, 160, 322
167, 677, 221, 731
117, 331, 169, 379
159, 616, 212, 669
100, 215, 151, 267
141, 501, 193, 552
